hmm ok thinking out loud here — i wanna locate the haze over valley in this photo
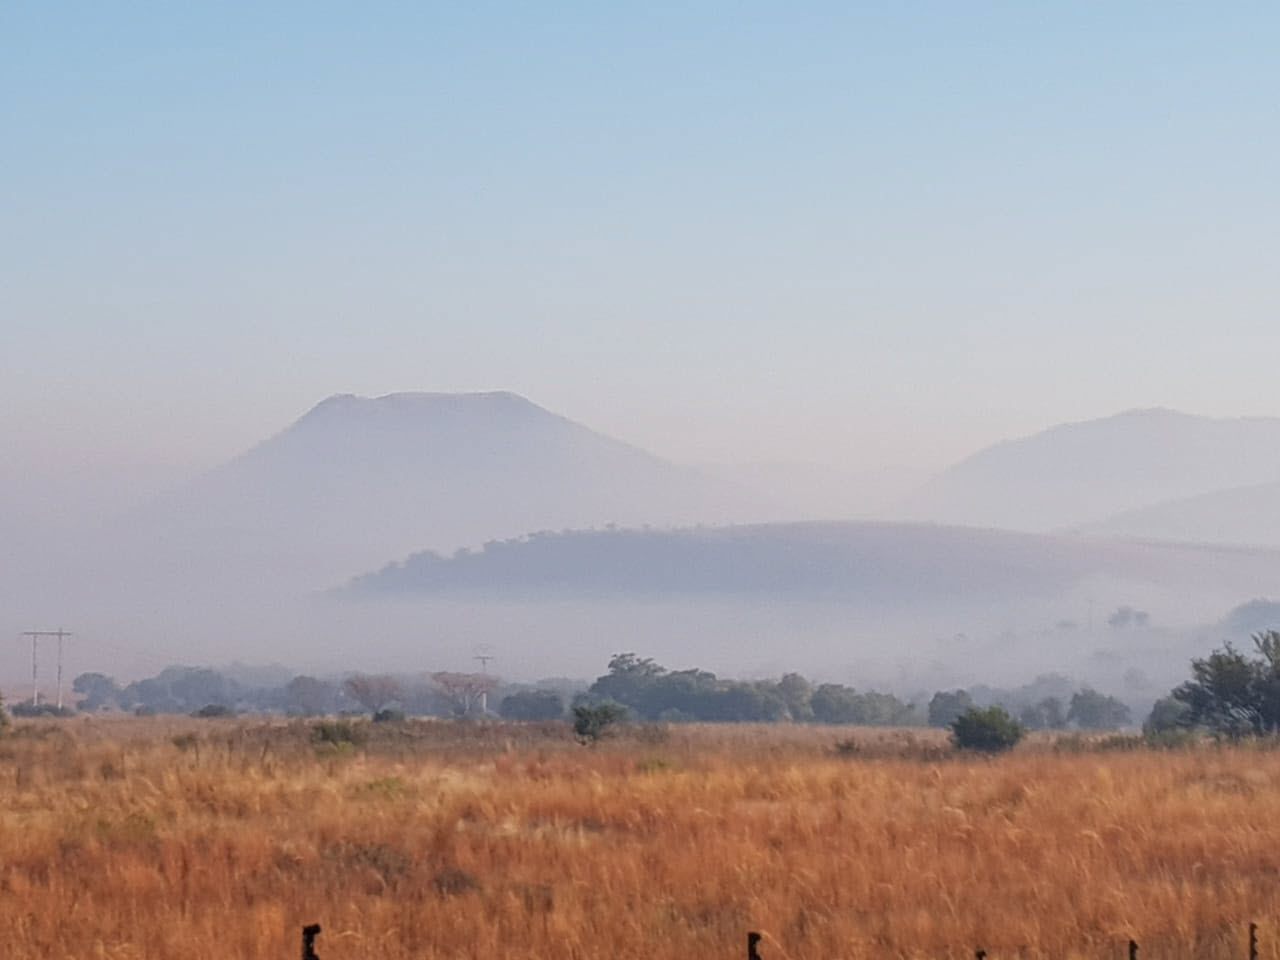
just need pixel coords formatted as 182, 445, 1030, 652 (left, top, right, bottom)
4, 389, 1278, 701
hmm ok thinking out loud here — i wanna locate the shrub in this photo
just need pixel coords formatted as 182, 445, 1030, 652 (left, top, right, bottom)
833, 737, 862, 757
372, 708, 406, 724
312, 719, 366, 747
950, 706, 1024, 753
171, 733, 200, 752
572, 703, 627, 743
192, 704, 234, 718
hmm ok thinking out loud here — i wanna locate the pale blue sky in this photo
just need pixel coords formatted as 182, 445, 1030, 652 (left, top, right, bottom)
3, 2, 1279, 505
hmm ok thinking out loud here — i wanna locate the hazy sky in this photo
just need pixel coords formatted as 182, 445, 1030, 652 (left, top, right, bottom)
4, 3, 1279, 511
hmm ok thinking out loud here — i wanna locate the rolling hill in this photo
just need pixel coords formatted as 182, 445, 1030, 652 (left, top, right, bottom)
343, 520, 1280, 615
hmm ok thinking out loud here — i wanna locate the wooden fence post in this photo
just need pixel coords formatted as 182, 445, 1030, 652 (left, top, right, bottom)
302, 923, 322, 960
1250, 922, 1259, 960
747, 931, 763, 960
975, 950, 986, 959
1129, 939, 1138, 960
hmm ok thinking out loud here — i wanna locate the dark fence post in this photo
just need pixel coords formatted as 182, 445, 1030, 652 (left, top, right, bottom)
1129, 939, 1138, 960
1250, 922, 1259, 960
747, 931, 763, 960
302, 923, 322, 960
975, 950, 986, 959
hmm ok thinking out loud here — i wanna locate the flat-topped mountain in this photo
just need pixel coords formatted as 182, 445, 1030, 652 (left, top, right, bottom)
129, 391, 770, 589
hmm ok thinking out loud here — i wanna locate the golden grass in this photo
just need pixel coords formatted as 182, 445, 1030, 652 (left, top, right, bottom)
1, 718, 1278, 959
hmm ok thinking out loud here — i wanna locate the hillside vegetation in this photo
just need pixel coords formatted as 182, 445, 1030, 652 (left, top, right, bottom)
345, 521, 1280, 609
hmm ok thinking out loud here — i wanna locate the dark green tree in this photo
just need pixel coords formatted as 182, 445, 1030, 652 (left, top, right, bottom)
572, 702, 627, 743
1171, 642, 1262, 737
950, 706, 1024, 753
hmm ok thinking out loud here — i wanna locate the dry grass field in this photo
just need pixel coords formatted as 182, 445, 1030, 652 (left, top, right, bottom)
1, 717, 1279, 959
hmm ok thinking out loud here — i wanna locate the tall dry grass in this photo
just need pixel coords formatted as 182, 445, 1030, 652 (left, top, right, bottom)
0, 717, 1277, 959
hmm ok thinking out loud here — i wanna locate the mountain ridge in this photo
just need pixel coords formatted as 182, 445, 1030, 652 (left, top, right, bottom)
900, 408, 1280, 533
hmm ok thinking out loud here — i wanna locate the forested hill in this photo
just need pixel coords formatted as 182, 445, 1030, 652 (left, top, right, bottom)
341, 521, 1280, 606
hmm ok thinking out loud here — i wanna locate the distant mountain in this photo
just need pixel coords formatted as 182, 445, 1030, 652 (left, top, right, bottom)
1083, 479, 1280, 548
901, 409, 1280, 532
126, 391, 772, 589
342, 520, 1280, 613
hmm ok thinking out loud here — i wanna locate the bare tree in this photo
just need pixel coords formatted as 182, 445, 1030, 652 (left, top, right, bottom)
431, 671, 497, 717
343, 674, 403, 714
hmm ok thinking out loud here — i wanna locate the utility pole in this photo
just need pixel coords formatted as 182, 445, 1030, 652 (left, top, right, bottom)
473, 648, 495, 714
20, 630, 72, 708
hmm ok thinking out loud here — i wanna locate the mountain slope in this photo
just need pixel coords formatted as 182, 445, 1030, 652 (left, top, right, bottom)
901, 409, 1280, 532
126, 391, 772, 589
1083, 479, 1280, 548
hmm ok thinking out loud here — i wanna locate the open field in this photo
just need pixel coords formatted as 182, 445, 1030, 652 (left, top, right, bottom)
2, 718, 1280, 959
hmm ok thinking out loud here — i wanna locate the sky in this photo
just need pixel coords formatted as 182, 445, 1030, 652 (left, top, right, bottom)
4, 2, 1280, 520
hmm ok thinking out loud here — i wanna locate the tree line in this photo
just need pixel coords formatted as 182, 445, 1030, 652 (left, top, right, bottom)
49, 634, 1280, 742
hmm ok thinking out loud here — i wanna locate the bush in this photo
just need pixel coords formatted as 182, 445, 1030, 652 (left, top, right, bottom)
572, 702, 627, 743
950, 706, 1024, 753
192, 703, 234, 718
372, 708, 406, 724
311, 719, 366, 747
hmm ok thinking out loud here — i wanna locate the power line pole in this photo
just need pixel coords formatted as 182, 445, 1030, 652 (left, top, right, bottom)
473, 649, 495, 714
20, 630, 72, 709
